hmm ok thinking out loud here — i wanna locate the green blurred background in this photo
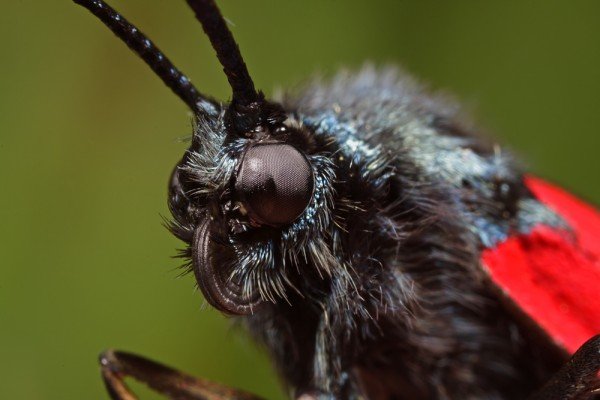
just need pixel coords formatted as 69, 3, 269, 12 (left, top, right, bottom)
1, 1, 598, 399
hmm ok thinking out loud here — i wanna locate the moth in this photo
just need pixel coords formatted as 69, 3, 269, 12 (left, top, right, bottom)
73, 1, 600, 399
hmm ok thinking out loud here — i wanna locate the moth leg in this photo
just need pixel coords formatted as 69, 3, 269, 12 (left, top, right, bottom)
529, 335, 600, 400
99, 349, 264, 400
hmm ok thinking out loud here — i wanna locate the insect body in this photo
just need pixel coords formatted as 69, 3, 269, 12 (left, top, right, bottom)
74, 1, 600, 399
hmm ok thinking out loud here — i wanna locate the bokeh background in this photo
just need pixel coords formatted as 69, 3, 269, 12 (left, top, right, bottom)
1, 1, 599, 399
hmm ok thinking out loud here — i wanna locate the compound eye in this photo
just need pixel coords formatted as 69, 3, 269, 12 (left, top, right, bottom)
235, 143, 314, 226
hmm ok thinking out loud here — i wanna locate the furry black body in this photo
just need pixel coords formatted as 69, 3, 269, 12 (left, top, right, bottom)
72, 2, 600, 399
168, 66, 566, 400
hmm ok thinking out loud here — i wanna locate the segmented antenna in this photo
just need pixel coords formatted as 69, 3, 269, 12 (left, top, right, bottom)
185, 0, 259, 108
73, 0, 206, 112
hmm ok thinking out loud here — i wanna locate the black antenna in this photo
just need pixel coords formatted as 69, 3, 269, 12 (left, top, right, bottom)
185, 0, 259, 108
185, 0, 287, 135
73, 0, 207, 112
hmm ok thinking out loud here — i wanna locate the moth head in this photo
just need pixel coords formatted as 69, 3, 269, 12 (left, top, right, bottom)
168, 103, 335, 315
74, 0, 331, 314
167, 1, 327, 315
169, 112, 335, 317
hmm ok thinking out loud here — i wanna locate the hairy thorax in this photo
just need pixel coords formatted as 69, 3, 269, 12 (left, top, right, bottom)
241, 67, 566, 399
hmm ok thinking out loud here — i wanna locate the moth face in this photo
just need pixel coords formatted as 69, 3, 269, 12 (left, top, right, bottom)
235, 142, 314, 227
169, 118, 334, 315
76, 0, 335, 316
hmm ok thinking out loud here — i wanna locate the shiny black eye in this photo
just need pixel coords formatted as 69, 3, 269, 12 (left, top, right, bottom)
235, 143, 314, 226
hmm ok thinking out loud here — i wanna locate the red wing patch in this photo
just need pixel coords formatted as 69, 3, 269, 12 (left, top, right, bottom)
481, 176, 600, 354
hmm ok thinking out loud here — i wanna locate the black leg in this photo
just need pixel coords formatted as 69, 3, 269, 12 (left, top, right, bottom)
99, 349, 265, 400
529, 335, 600, 400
